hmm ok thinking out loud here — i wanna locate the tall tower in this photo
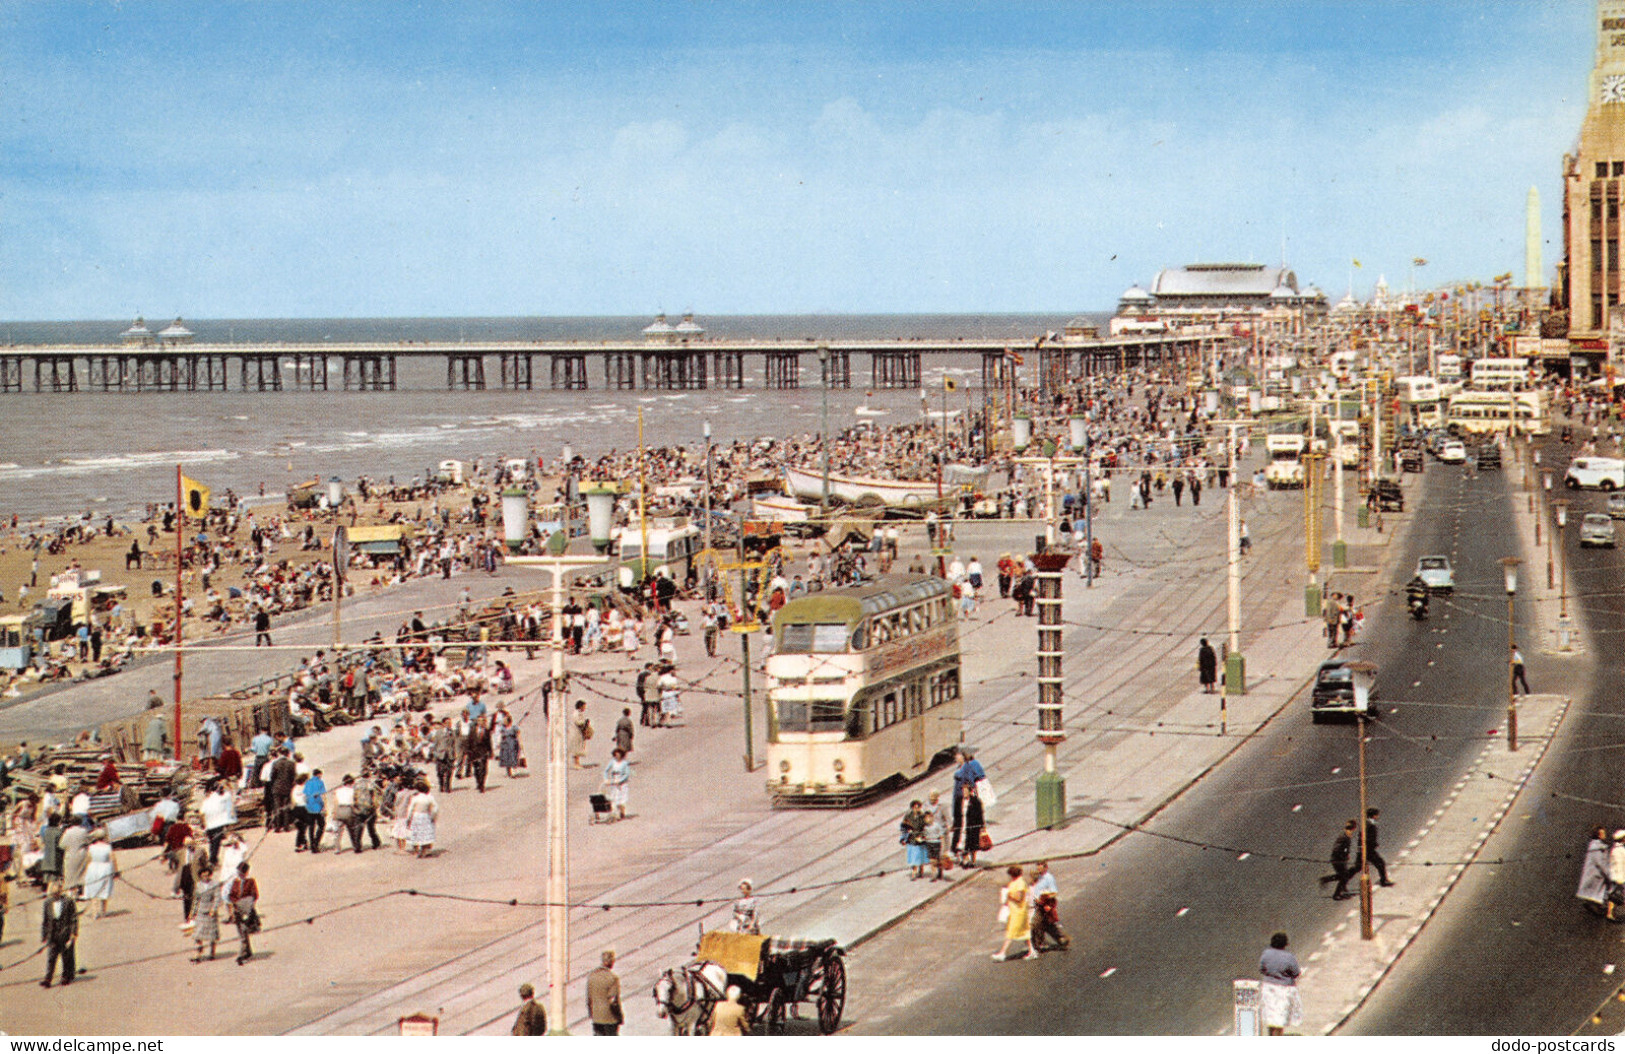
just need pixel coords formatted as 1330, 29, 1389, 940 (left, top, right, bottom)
1527, 186, 1543, 290
1562, 0, 1625, 338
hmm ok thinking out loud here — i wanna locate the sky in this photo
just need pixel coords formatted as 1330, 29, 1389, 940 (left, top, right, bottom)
0, 0, 1600, 319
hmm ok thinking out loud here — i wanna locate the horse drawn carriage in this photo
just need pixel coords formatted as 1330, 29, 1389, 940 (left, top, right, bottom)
655, 931, 847, 1035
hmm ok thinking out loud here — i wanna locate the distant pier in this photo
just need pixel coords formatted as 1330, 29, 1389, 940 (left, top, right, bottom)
0, 332, 1228, 395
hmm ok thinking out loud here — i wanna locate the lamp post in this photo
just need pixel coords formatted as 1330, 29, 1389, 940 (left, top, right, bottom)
703, 419, 714, 597
818, 346, 831, 514
1555, 501, 1573, 652
1224, 420, 1246, 694
1033, 550, 1073, 828
1501, 557, 1521, 752
1543, 471, 1554, 588
505, 553, 610, 1035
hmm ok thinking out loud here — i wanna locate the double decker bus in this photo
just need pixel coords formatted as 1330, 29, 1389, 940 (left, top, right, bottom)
766, 575, 962, 806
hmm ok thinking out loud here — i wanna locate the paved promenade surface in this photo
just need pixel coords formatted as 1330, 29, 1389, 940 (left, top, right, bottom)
1, 452, 1425, 1036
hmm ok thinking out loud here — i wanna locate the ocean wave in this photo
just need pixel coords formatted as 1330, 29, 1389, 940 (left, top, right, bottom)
59, 448, 240, 469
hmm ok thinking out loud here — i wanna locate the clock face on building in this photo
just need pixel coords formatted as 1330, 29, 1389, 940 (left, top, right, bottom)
1604, 74, 1625, 103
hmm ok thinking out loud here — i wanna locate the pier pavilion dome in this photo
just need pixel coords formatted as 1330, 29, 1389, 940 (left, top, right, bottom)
1117, 285, 1153, 311
120, 317, 153, 345
674, 313, 705, 339
642, 313, 676, 344
1113, 262, 1327, 333
157, 317, 195, 345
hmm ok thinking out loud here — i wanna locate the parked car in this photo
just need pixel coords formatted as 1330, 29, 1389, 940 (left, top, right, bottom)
1311, 660, 1377, 723
1416, 555, 1454, 591
1607, 492, 1625, 520
1581, 512, 1617, 548
1368, 479, 1404, 512
1566, 457, 1625, 491
1475, 444, 1501, 470
1438, 441, 1467, 464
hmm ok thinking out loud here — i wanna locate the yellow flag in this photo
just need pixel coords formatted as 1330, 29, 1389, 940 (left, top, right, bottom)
944, 376, 959, 393
180, 474, 210, 519
1352, 258, 1362, 268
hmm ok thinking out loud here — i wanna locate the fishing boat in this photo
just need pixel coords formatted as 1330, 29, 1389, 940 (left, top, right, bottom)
784, 465, 940, 507
751, 494, 816, 522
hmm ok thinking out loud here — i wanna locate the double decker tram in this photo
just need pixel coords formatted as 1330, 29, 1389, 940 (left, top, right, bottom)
766, 575, 962, 807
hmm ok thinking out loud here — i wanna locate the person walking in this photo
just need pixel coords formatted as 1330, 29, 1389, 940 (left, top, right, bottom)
1028, 860, 1070, 951
1258, 932, 1303, 1035
923, 792, 947, 881
962, 783, 987, 867
1512, 647, 1531, 695
950, 748, 985, 862
1578, 826, 1612, 913
39, 880, 78, 988
431, 718, 455, 793
353, 770, 383, 852
254, 608, 272, 647
226, 860, 259, 965
613, 708, 635, 757
497, 712, 523, 778
1238, 518, 1252, 556
569, 701, 592, 769
1198, 638, 1218, 694
730, 879, 760, 934
408, 780, 439, 857
80, 829, 117, 918
586, 949, 624, 1035
900, 800, 928, 880
467, 716, 493, 793
1365, 807, 1393, 887
1322, 592, 1341, 649
637, 664, 660, 728
601, 749, 631, 821
512, 983, 547, 1035
991, 865, 1036, 961
297, 770, 327, 853
1319, 819, 1358, 900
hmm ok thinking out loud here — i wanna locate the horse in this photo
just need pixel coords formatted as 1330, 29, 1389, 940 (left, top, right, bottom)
653, 960, 729, 1036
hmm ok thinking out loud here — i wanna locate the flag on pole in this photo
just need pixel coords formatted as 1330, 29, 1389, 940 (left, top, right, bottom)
180, 474, 210, 519
944, 377, 959, 393
1413, 257, 1428, 267
1352, 259, 1362, 268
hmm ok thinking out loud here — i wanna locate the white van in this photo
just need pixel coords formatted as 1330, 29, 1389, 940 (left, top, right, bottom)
1565, 457, 1625, 491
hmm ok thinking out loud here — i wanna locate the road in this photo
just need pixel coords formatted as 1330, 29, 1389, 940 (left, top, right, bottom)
1348, 433, 1619, 1036
851, 461, 1529, 1034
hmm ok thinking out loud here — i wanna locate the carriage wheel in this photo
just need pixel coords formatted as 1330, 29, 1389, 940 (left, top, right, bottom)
817, 957, 846, 1034
762, 988, 788, 1035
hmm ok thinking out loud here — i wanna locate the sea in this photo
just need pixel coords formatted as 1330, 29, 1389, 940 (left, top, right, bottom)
0, 313, 1109, 524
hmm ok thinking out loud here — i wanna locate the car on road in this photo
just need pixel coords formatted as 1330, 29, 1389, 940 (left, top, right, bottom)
1310, 660, 1376, 723
1581, 512, 1617, 548
1608, 492, 1625, 520
1400, 448, 1425, 473
1438, 440, 1467, 464
1368, 478, 1404, 512
1416, 555, 1454, 591
1566, 456, 1625, 491
1475, 443, 1501, 470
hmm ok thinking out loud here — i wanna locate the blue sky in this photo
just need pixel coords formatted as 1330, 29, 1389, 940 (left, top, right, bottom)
0, 1, 1597, 319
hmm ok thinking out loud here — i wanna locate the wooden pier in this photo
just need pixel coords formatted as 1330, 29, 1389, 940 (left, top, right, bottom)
0, 331, 1229, 395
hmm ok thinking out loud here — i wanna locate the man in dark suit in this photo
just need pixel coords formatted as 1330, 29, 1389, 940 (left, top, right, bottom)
267, 749, 298, 831
1365, 807, 1394, 887
40, 881, 78, 988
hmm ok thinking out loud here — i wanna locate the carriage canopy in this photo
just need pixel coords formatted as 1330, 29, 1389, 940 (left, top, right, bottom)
696, 931, 768, 981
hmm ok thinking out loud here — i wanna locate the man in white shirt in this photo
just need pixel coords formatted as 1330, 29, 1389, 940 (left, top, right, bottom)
200, 783, 236, 865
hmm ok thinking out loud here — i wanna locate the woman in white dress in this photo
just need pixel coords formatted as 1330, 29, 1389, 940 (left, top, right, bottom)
622, 617, 641, 659
81, 831, 117, 918
391, 779, 416, 849
407, 781, 438, 858
603, 609, 624, 653
601, 749, 631, 821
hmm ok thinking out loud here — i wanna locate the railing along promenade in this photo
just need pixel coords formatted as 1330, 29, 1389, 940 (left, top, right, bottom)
0, 331, 1228, 394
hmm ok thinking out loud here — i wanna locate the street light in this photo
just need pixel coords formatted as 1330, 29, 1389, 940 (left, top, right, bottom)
1543, 471, 1554, 589
817, 346, 830, 514
703, 420, 714, 597
506, 553, 610, 1034
1501, 557, 1521, 752
1555, 500, 1572, 651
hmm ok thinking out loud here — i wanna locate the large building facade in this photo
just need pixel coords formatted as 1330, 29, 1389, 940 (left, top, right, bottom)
1561, 0, 1625, 342
1112, 262, 1325, 335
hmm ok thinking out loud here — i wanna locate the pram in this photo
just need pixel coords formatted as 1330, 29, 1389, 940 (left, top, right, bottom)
589, 793, 614, 824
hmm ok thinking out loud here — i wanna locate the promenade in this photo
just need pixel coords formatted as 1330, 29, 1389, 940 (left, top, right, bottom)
0, 446, 1399, 1036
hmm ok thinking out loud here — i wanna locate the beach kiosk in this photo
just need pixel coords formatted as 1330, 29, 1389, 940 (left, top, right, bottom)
345, 525, 414, 563
0, 614, 32, 671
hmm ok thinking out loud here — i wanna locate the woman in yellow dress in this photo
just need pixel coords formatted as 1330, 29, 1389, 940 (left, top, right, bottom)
992, 865, 1037, 961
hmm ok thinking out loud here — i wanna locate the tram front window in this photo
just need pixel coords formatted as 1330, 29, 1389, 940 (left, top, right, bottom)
779, 623, 851, 653
777, 699, 847, 733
